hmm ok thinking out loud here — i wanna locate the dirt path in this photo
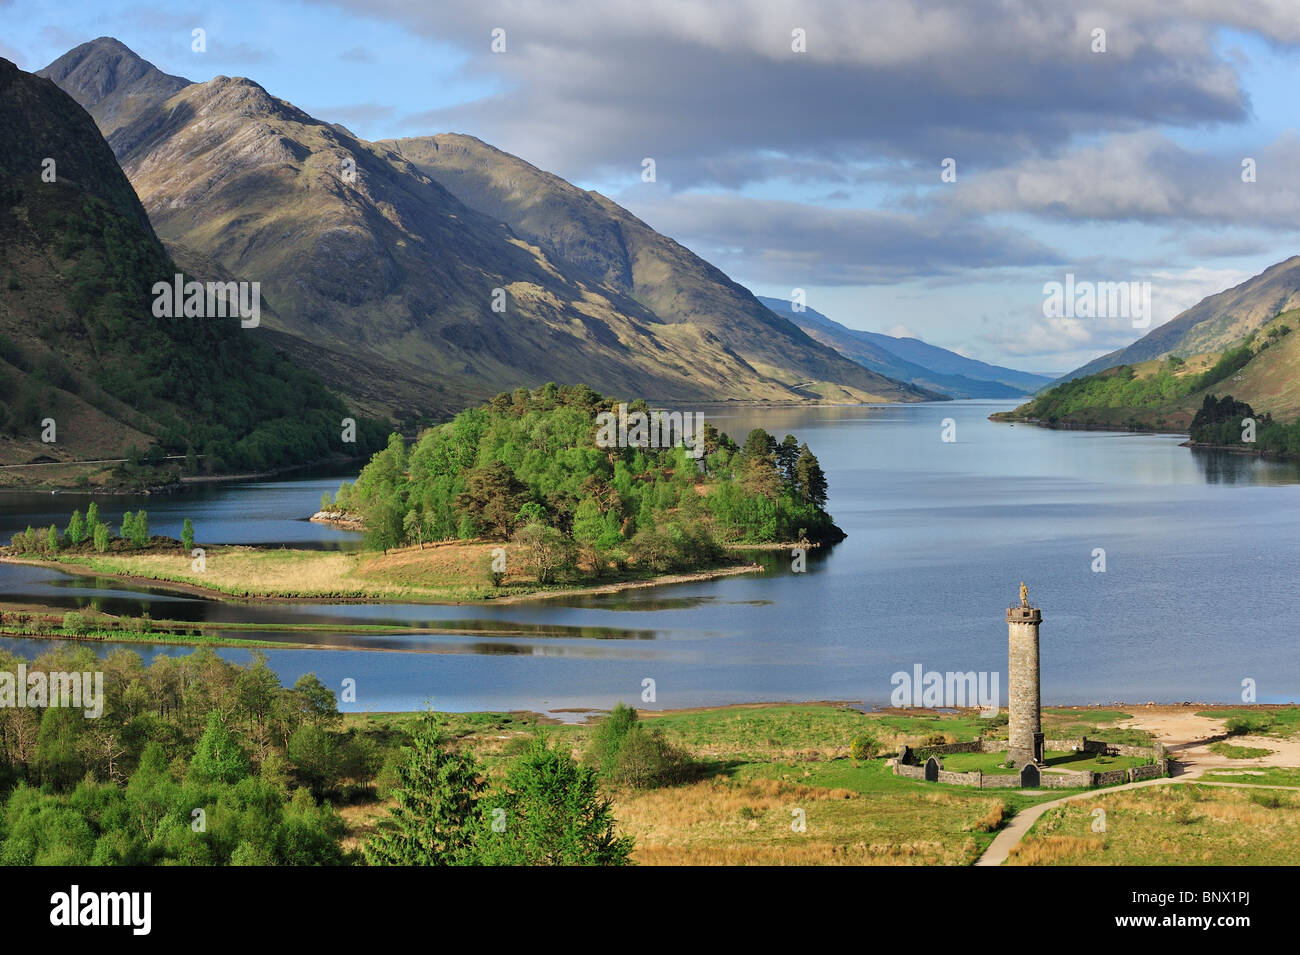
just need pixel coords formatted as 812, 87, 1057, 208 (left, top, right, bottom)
976, 706, 1300, 866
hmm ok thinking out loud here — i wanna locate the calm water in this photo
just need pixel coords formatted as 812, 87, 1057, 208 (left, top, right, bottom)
3, 401, 1299, 717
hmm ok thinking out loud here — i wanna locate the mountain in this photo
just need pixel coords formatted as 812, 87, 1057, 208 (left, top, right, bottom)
0, 56, 383, 482
370, 132, 941, 405
41, 40, 936, 416
37, 37, 190, 139
756, 296, 1051, 398
1062, 256, 1300, 382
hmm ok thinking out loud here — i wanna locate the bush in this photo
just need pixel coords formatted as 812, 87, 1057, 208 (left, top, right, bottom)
584, 703, 692, 788
850, 731, 880, 761
62, 611, 87, 634
1225, 716, 1269, 736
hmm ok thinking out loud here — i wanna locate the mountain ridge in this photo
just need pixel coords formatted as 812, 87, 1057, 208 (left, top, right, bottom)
40, 39, 936, 415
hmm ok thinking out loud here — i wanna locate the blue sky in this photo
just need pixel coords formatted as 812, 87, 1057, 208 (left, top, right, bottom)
6, 0, 1300, 374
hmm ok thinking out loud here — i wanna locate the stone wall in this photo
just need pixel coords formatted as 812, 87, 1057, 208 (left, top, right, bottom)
892, 738, 1169, 789
1094, 769, 1130, 786
910, 740, 985, 761
1129, 761, 1168, 781
1039, 771, 1093, 789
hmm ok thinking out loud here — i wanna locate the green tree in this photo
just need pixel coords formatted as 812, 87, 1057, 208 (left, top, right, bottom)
293, 673, 339, 725
454, 462, 528, 539
793, 444, 828, 508
181, 518, 194, 552
65, 510, 85, 545
92, 522, 110, 553
85, 501, 99, 533
512, 522, 575, 584
474, 735, 632, 866
46, 525, 61, 552
189, 711, 250, 785
363, 715, 484, 866
131, 510, 149, 547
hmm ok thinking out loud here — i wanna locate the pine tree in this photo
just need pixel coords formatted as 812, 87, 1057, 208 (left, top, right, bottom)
793, 444, 828, 508
182, 518, 195, 552
364, 715, 484, 866
473, 734, 633, 866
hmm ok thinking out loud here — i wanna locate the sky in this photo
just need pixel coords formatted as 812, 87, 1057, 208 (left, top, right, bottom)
5, 0, 1300, 375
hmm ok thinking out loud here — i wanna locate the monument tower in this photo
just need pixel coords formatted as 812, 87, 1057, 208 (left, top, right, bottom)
1007, 582, 1043, 766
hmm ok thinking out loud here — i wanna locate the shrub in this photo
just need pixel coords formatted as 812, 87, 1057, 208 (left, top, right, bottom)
62, 611, 87, 634
585, 702, 693, 788
850, 731, 880, 760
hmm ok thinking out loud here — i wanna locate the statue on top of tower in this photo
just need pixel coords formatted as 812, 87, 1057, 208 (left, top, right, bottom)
1019, 581, 1029, 608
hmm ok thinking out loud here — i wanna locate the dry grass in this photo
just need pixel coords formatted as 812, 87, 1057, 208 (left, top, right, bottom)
1008, 835, 1105, 864
613, 775, 995, 866
1009, 784, 1300, 865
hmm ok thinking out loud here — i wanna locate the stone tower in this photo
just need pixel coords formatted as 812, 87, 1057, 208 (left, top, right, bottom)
1007, 583, 1043, 766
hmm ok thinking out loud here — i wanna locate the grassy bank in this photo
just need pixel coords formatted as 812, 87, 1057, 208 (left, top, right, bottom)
2, 540, 762, 604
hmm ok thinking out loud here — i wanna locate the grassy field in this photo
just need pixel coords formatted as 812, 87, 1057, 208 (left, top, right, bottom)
6, 542, 758, 603
1196, 707, 1300, 738
1209, 742, 1275, 759
336, 703, 1151, 865
1008, 783, 1300, 865
1201, 767, 1300, 787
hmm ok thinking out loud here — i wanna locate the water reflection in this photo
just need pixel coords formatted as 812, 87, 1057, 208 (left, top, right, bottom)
1191, 447, 1300, 485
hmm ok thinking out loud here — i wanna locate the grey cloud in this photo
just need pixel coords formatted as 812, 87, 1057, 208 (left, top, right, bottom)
618, 192, 1062, 285
942, 130, 1300, 230
308, 0, 1268, 189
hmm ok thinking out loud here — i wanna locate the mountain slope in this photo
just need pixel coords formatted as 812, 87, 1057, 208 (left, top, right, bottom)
996, 308, 1300, 433
43, 40, 934, 412
1063, 255, 1300, 382
756, 296, 1050, 397
36, 37, 191, 139
375, 133, 939, 404
0, 56, 382, 482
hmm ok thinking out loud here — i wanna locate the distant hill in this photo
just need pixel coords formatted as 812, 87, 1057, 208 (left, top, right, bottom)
757, 296, 1051, 398
1061, 255, 1300, 382
0, 56, 384, 482
40, 40, 936, 415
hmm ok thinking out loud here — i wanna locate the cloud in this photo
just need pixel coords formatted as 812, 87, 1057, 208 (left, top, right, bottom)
618, 191, 1061, 285
216, 41, 273, 64
338, 46, 375, 63
942, 130, 1300, 230
306, 0, 1275, 189
978, 265, 1254, 361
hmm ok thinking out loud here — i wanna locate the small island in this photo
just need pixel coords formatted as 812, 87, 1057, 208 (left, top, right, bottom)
1, 384, 845, 611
